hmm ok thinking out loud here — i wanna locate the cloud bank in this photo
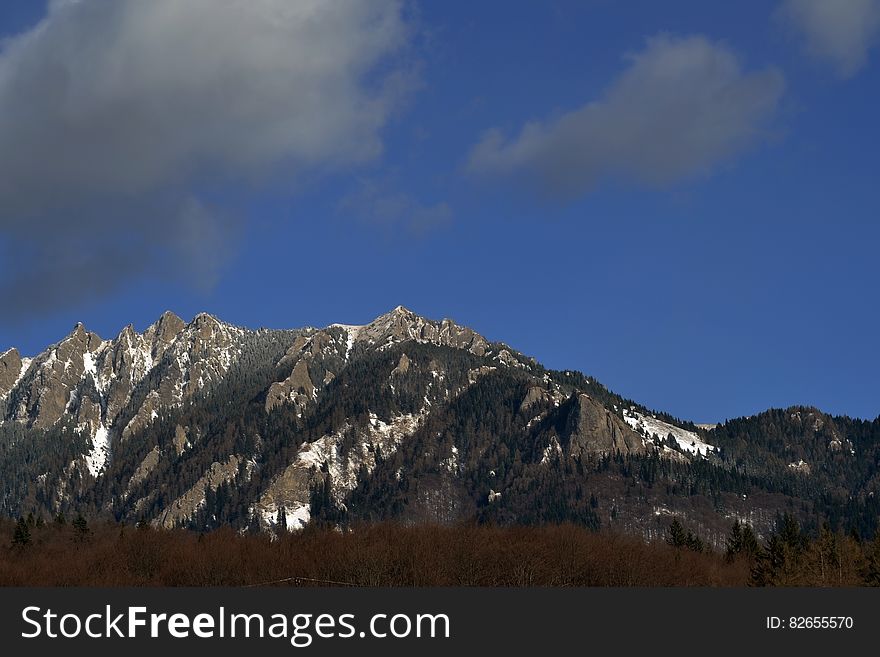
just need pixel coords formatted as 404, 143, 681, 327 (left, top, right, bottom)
466, 35, 785, 199
779, 0, 880, 78
0, 0, 412, 318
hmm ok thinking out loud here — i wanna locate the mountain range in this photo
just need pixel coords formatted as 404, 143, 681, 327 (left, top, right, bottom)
2, 306, 878, 544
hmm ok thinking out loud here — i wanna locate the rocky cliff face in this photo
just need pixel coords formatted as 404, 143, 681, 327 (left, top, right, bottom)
120, 312, 245, 439
564, 394, 648, 458
0, 348, 25, 400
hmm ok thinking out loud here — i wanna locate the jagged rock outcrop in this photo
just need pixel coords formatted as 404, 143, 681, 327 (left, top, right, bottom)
0, 348, 25, 400
266, 359, 317, 413
173, 424, 191, 455
0, 349, 20, 390
392, 353, 411, 376
564, 394, 648, 457
263, 307, 493, 415
7, 324, 104, 429
520, 386, 551, 412
98, 312, 183, 423
127, 446, 161, 492
352, 305, 489, 356
122, 312, 244, 437
264, 330, 338, 413
3, 312, 189, 435
152, 456, 243, 529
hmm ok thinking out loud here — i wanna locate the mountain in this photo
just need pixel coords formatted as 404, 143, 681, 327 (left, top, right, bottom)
1, 306, 878, 543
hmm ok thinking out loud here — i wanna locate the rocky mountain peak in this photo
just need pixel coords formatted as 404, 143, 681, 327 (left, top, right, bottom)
354, 306, 488, 356
116, 324, 137, 341
187, 312, 224, 341
4, 321, 106, 428
63, 322, 103, 349
371, 306, 416, 324
145, 311, 186, 345
158, 309, 183, 323
388, 304, 415, 319
191, 311, 219, 325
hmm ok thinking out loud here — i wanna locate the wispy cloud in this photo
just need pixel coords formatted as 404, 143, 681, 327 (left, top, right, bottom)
778, 0, 880, 78
338, 178, 452, 236
466, 35, 784, 200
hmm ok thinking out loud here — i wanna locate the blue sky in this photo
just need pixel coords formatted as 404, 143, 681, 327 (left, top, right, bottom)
0, 1, 878, 423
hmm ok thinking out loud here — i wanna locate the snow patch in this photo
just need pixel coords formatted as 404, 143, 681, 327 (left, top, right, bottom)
623, 409, 715, 457
258, 410, 426, 531
83, 352, 97, 377
84, 425, 110, 477
65, 388, 80, 412
441, 444, 459, 474
541, 437, 563, 464
330, 324, 364, 360
788, 460, 810, 474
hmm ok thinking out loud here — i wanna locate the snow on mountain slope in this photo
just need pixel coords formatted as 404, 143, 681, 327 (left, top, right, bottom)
84, 425, 110, 477
328, 323, 362, 360
622, 408, 716, 456
256, 411, 426, 530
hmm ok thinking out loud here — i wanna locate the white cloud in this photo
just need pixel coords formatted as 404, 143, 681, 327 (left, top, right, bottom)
467, 35, 784, 199
338, 178, 452, 236
0, 0, 412, 316
779, 0, 880, 78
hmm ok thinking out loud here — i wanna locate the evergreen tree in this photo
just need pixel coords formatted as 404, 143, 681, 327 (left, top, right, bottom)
666, 518, 688, 548
751, 535, 786, 586
741, 524, 760, 559
815, 523, 840, 584
11, 517, 31, 548
247, 512, 261, 535
725, 520, 744, 562
685, 530, 704, 553
779, 513, 805, 554
72, 514, 89, 540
